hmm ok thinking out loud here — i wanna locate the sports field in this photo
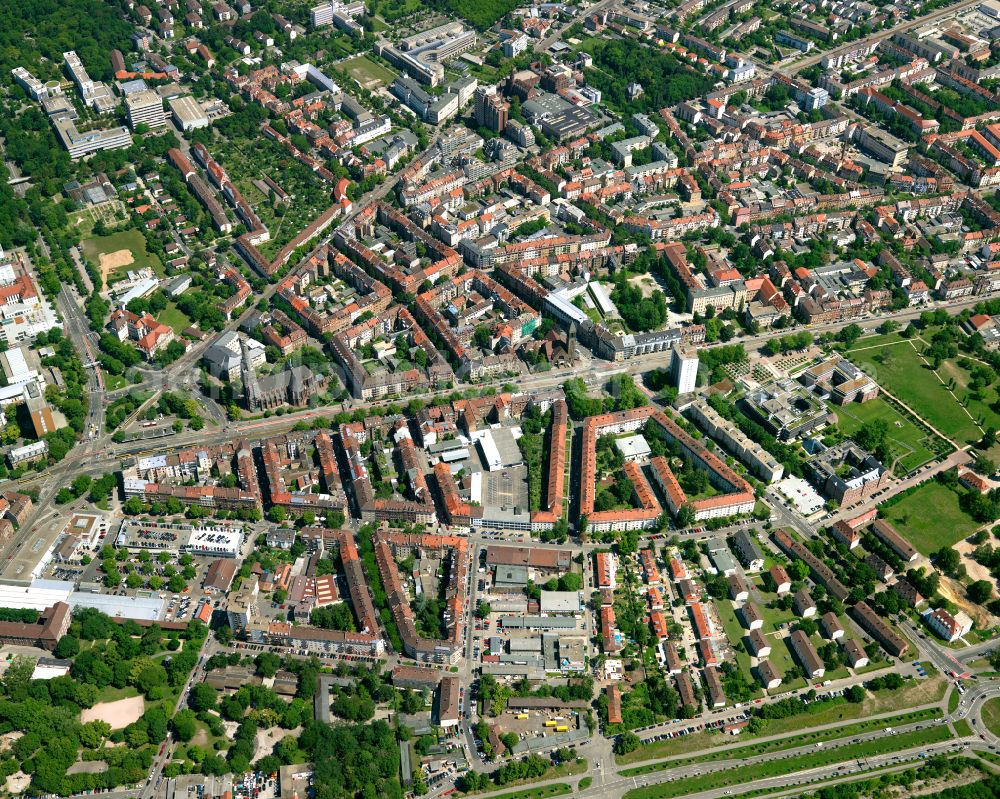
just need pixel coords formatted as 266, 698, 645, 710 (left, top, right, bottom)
341, 55, 397, 88
81, 229, 163, 283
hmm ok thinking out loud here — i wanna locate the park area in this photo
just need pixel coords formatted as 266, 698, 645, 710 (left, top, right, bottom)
81, 229, 163, 286
157, 302, 192, 334
844, 333, 997, 446
830, 396, 946, 474
880, 480, 981, 556
214, 135, 335, 262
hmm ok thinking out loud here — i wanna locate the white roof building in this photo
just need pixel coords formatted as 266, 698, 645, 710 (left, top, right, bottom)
539, 591, 583, 614
615, 434, 651, 462
475, 431, 503, 471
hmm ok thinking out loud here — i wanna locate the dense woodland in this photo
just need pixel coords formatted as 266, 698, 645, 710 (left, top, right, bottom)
585, 39, 715, 113
0, 609, 207, 795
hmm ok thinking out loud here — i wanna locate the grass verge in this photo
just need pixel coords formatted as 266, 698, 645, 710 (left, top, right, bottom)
620, 708, 943, 776
622, 726, 954, 799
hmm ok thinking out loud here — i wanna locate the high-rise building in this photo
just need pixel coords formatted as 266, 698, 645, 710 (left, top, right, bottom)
671, 345, 699, 394
474, 86, 508, 133
124, 90, 167, 130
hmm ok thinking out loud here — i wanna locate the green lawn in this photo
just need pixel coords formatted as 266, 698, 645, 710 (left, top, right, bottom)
479, 786, 571, 799
94, 685, 141, 703
158, 302, 193, 334
830, 396, 945, 474
880, 480, 981, 556
619, 707, 943, 774
619, 676, 948, 766
81, 229, 164, 280
622, 725, 953, 799
843, 337, 983, 444
715, 601, 759, 691
341, 55, 397, 87
936, 358, 1000, 439
954, 718, 973, 737
983, 697, 1000, 738
748, 600, 805, 692
103, 371, 128, 392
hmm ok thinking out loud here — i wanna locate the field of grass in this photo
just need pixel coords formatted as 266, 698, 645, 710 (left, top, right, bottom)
748, 600, 805, 692
954, 719, 973, 737
103, 371, 128, 392
864, 670, 948, 715
479, 786, 571, 799
936, 357, 1000, 437
81, 229, 163, 280
881, 480, 980, 556
95, 685, 140, 703
622, 725, 953, 799
714, 601, 762, 697
158, 302, 193, 334
843, 337, 982, 444
341, 55, 397, 87
830, 396, 946, 474
983, 698, 1000, 739
620, 708, 943, 774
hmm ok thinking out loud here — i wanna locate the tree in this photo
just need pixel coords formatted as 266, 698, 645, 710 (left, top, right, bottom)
79, 720, 111, 749
499, 731, 519, 754
134, 663, 169, 698
973, 454, 996, 477
172, 709, 198, 742
53, 633, 80, 659
188, 681, 218, 713
838, 324, 863, 347
254, 652, 281, 678
933, 546, 961, 575
845, 685, 866, 703
968, 579, 993, 604
676, 504, 696, 528
981, 428, 998, 450
614, 731, 640, 755
473, 325, 493, 350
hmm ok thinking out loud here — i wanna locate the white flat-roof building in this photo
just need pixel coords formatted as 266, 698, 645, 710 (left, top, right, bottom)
539, 591, 583, 614
52, 116, 132, 160
476, 431, 503, 471
671, 345, 699, 394
0, 580, 73, 611
615, 434, 651, 462
589, 281, 616, 316
169, 95, 210, 131
69, 591, 165, 622
125, 90, 167, 130
8, 440, 47, 465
